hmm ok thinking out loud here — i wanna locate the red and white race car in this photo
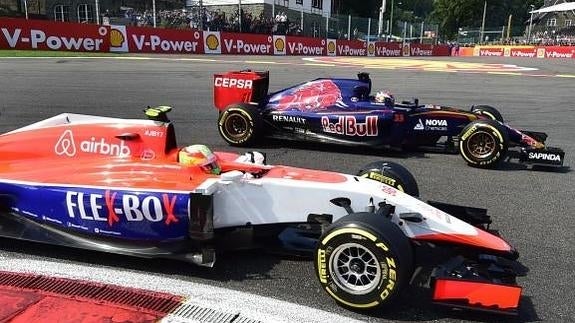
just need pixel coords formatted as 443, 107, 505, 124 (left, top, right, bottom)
0, 107, 526, 314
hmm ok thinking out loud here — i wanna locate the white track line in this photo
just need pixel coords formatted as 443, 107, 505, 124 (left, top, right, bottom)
0, 257, 362, 323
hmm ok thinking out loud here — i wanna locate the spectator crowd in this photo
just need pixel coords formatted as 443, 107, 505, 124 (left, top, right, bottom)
106, 6, 302, 36
104, 5, 575, 47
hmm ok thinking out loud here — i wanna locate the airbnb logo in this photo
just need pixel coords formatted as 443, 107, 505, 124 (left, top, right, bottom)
54, 130, 131, 157
55, 130, 77, 157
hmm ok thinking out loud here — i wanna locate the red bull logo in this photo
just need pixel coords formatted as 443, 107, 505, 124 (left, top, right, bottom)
321, 116, 378, 136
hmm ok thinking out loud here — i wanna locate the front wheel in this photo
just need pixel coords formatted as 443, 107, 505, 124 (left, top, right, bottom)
315, 213, 413, 309
218, 104, 262, 147
459, 119, 509, 168
471, 105, 504, 123
356, 161, 419, 197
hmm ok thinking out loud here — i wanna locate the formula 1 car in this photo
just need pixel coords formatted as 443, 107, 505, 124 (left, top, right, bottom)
0, 107, 526, 314
213, 70, 565, 169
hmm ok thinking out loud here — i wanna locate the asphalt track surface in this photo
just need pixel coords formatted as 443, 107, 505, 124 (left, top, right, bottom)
0, 54, 574, 322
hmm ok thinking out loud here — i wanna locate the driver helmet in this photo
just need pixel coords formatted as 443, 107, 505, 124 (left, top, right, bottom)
178, 144, 221, 174
374, 90, 395, 107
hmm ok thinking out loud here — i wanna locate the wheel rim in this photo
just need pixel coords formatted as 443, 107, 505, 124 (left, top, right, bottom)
466, 130, 497, 159
329, 243, 381, 295
224, 113, 249, 140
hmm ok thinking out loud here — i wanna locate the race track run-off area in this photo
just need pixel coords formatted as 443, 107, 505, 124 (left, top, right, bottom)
0, 54, 574, 322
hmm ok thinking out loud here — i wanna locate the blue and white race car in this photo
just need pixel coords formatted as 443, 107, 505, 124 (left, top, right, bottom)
213, 70, 565, 169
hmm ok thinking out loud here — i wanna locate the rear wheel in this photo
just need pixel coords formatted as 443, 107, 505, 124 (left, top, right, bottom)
459, 119, 509, 168
471, 105, 504, 123
218, 104, 262, 147
315, 213, 413, 309
356, 161, 419, 197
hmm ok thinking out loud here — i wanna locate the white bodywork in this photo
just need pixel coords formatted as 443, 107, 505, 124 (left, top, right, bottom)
206, 170, 511, 252
211, 172, 470, 238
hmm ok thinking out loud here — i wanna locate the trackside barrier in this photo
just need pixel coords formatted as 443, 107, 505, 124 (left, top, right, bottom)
0, 18, 110, 52
459, 45, 575, 59
0, 18, 448, 57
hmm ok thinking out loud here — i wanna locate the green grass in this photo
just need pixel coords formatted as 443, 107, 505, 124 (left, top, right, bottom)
0, 50, 124, 57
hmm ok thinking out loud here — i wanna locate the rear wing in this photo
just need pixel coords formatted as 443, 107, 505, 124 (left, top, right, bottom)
213, 70, 269, 111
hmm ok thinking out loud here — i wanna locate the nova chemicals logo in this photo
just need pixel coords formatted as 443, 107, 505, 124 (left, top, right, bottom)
413, 119, 424, 130
206, 34, 219, 50
55, 130, 77, 157
413, 119, 448, 131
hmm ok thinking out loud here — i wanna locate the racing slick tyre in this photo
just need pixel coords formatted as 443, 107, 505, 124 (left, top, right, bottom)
459, 119, 509, 168
218, 104, 263, 147
315, 213, 413, 310
356, 161, 419, 197
471, 105, 504, 123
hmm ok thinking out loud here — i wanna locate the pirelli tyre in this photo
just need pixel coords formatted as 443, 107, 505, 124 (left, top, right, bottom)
471, 105, 504, 123
459, 119, 509, 168
315, 213, 413, 310
218, 104, 262, 147
356, 161, 419, 197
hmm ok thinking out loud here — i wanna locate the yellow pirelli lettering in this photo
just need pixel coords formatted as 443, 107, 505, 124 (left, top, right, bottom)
376, 242, 389, 251
317, 249, 327, 284
386, 256, 396, 268
461, 125, 477, 141
380, 289, 390, 300
389, 268, 396, 281
321, 228, 377, 245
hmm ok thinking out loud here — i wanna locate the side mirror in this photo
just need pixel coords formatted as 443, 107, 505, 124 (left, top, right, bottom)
330, 197, 354, 214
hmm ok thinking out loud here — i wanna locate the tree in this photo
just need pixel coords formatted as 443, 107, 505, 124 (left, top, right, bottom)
336, 0, 434, 21
430, 0, 544, 40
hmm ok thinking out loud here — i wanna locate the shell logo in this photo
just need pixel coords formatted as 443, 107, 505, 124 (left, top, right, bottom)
402, 44, 410, 56
110, 29, 125, 47
368, 43, 375, 55
274, 38, 285, 52
473, 47, 480, 56
206, 34, 219, 50
536, 48, 545, 58
327, 41, 336, 54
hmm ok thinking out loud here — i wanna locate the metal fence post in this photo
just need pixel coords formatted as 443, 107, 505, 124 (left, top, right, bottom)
480, 0, 487, 43
238, 0, 242, 32
152, 0, 156, 28
23, 0, 28, 20
326, 15, 329, 38
94, 0, 99, 24
420, 22, 424, 43
199, 0, 204, 30
367, 18, 371, 40
347, 15, 351, 40
402, 21, 407, 44
301, 7, 304, 33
